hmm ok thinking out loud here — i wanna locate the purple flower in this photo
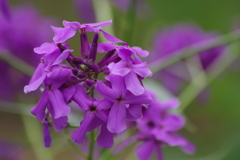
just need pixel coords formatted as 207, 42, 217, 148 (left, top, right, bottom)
0, 4, 55, 100
148, 24, 225, 95
74, 0, 96, 23
95, 74, 152, 133
108, 46, 152, 95
71, 84, 114, 149
136, 92, 195, 160
31, 66, 71, 122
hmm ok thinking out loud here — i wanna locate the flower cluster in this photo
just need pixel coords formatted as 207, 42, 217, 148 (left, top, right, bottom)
136, 92, 195, 160
24, 20, 153, 149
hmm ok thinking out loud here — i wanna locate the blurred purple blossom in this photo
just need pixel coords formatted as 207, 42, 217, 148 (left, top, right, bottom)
148, 24, 226, 95
136, 91, 195, 160
74, 0, 96, 23
0, 140, 21, 160
0, 4, 56, 100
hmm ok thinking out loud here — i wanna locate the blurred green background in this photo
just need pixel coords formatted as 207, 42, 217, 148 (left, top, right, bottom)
1, 0, 240, 159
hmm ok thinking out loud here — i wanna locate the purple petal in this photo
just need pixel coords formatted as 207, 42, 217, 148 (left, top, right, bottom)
100, 30, 126, 44
52, 49, 71, 65
132, 62, 152, 77
128, 104, 143, 119
109, 74, 126, 94
34, 42, 57, 54
71, 112, 94, 144
132, 46, 149, 57
43, 123, 51, 148
51, 26, 76, 43
97, 124, 114, 149
126, 109, 138, 121
61, 85, 76, 103
29, 61, 45, 85
124, 90, 152, 104
108, 61, 131, 76
86, 20, 112, 27
160, 98, 180, 110
72, 84, 90, 110
31, 90, 48, 121
87, 116, 102, 131
97, 99, 112, 110
124, 71, 144, 96
136, 140, 155, 160
53, 116, 68, 132
48, 89, 71, 119
63, 20, 81, 29
46, 66, 71, 90
24, 73, 46, 93
107, 102, 127, 133
180, 142, 196, 154
163, 115, 185, 132
95, 110, 108, 123
95, 80, 118, 101
117, 47, 133, 60
97, 42, 116, 53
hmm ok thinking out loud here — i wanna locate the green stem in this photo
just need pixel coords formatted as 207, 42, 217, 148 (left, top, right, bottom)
0, 52, 34, 76
149, 30, 240, 73
124, 0, 137, 45
67, 124, 79, 128
88, 131, 95, 160
64, 129, 87, 159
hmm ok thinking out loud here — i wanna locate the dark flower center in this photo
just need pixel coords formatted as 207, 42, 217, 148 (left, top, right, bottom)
90, 106, 96, 112
147, 121, 155, 128
117, 96, 124, 102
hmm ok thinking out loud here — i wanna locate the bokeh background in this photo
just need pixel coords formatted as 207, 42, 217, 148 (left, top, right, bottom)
1, 0, 240, 159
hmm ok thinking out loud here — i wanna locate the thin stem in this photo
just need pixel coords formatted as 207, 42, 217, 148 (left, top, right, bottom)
124, 0, 137, 45
149, 30, 240, 73
67, 124, 79, 128
88, 131, 95, 160
0, 52, 34, 76
64, 129, 87, 159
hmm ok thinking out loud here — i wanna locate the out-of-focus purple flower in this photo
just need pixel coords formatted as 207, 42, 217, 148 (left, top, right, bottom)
0, 140, 21, 160
136, 91, 195, 160
0, 4, 55, 100
74, 0, 96, 23
0, 0, 11, 20
148, 24, 226, 95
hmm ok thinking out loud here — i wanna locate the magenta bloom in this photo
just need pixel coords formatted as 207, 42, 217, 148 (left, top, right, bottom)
71, 84, 114, 149
0, 4, 55, 100
136, 93, 195, 160
96, 74, 152, 133
31, 66, 71, 118
148, 24, 226, 94
108, 46, 152, 95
